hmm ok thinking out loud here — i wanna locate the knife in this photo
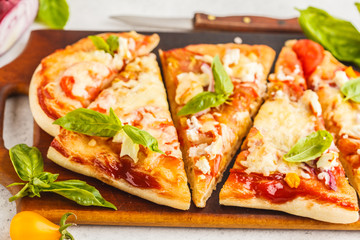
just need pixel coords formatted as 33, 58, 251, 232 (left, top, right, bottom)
110, 13, 302, 33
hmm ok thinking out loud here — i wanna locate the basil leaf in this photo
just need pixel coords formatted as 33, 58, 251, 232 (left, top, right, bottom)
53, 108, 122, 137
89, 35, 110, 53
106, 35, 119, 56
123, 125, 164, 154
36, 0, 69, 29
341, 77, 360, 102
9, 144, 44, 181
297, 7, 360, 67
356, 2, 360, 13
283, 130, 333, 162
45, 180, 117, 210
212, 55, 234, 96
38, 172, 59, 184
177, 92, 227, 116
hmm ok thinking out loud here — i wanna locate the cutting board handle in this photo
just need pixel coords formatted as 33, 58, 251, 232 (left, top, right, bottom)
0, 53, 32, 189
193, 13, 302, 33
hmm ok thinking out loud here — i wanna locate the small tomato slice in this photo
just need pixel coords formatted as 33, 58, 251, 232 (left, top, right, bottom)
292, 39, 324, 78
10, 211, 75, 240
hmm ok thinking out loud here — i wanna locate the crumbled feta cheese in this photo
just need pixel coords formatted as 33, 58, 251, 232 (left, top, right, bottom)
275, 66, 295, 81
301, 90, 322, 116
234, 36, 243, 44
204, 137, 223, 156
117, 37, 132, 59
239, 62, 264, 82
88, 139, 97, 147
113, 129, 140, 163
300, 171, 311, 179
188, 143, 207, 158
317, 172, 330, 185
317, 152, 339, 171
195, 156, 211, 175
186, 116, 202, 142
333, 70, 349, 88
223, 49, 240, 75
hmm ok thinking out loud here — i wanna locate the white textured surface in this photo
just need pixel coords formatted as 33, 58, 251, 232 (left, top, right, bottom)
1, 0, 360, 239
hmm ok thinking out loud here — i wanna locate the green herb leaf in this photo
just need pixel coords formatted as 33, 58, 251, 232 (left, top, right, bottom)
9, 144, 44, 181
89, 35, 119, 56
283, 130, 333, 162
212, 55, 234, 96
123, 125, 164, 154
106, 35, 120, 56
177, 92, 227, 116
53, 108, 122, 137
45, 180, 117, 210
36, 0, 69, 29
356, 2, 360, 13
297, 6, 360, 67
341, 77, 360, 102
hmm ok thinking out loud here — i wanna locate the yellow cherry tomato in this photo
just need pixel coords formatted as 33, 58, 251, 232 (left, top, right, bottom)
10, 211, 75, 240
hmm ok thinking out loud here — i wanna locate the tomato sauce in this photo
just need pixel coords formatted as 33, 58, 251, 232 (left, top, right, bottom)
228, 170, 357, 210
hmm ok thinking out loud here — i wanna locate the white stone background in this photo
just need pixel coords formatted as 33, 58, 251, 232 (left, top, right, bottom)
1, 0, 360, 239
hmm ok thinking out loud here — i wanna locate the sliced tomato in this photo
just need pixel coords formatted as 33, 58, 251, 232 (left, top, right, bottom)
292, 39, 324, 78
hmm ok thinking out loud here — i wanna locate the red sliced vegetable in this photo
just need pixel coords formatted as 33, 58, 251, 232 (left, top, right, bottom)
0, 0, 38, 56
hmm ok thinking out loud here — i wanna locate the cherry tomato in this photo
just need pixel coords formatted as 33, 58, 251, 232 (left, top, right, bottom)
292, 39, 324, 78
10, 211, 75, 240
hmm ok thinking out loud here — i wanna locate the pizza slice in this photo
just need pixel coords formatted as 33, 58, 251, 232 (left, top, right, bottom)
47, 54, 191, 210
219, 44, 359, 223
160, 43, 275, 207
294, 39, 360, 196
29, 31, 159, 137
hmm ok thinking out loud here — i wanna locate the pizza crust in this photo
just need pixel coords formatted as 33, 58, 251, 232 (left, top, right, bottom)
48, 146, 191, 210
29, 64, 60, 136
220, 196, 359, 224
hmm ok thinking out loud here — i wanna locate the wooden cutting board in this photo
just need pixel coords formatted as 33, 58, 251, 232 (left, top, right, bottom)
0, 30, 359, 230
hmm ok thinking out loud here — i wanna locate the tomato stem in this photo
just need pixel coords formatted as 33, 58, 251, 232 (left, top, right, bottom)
59, 212, 76, 240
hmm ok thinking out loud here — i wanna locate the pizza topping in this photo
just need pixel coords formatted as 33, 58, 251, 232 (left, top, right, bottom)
301, 90, 322, 116
88, 90, 116, 114
223, 48, 240, 75
53, 108, 164, 155
345, 66, 358, 79
238, 62, 264, 83
185, 116, 202, 142
177, 55, 234, 116
333, 70, 349, 88
283, 130, 333, 163
118, 37, 135, 59
88, 139, 97, 147
316, 152, 339, 171
194, 54, 213, 64
292, 39, 325, 78
60, 61, 111, 101
341, 76, 360, 103
195, 156, 211, 175
284, 173, 301, 188
113, 129, 140, 163
317, 172, 331, 186
175, 72, 210, 105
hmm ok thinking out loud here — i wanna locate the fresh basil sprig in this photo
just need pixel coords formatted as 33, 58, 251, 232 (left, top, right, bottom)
341, 77, 360, 103
36, 0, 69, 29
7, 144, 117, 210
177, 55, 234, 116
283, 130, 333, 163
89, 35, 119, 56
54, 108, 164, 154
297, 6, 360, 67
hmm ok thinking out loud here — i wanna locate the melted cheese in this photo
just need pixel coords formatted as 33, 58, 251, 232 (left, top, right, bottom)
317, 152, 339, 171
239, 62, 264, 82
62, 61, 111, 98
241, 91, 316, 176
175, 72, 210, 105
117, 37, 134, 59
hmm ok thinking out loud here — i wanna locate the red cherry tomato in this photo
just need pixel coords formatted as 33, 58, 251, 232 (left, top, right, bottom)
292, 39, 324, 78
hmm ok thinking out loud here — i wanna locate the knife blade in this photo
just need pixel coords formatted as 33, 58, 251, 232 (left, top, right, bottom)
110, 13, 302, 33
